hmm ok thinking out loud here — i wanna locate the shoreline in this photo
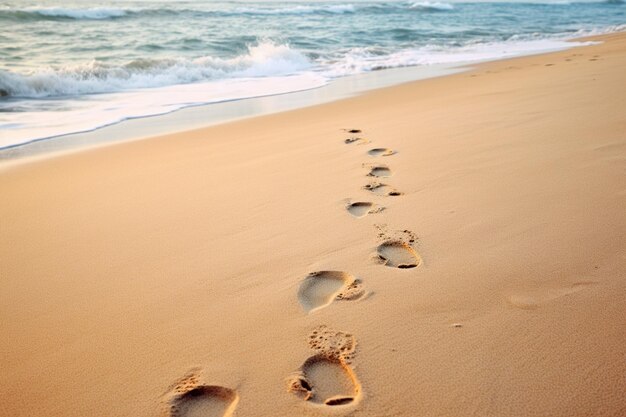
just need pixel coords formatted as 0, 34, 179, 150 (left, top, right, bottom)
1, 31, 625, 417
0, 63, 465, 162
0, 32, 608, 164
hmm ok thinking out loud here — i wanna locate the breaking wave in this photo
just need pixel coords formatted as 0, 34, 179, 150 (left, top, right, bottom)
0, 42, 311, 98
1, 7, 129, 20
408, 2, 455, 11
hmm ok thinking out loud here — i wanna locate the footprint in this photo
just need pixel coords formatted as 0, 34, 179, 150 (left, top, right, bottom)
298, 271, 364, 313
364, 182, 403, 196
288, 355, 361, 406
368, 148, 395, 157
376, 241, 422, 269
288, 326, 361, 407
346, 201, 384, 218
169, 386, 238, 417
367, 165, 392, 178
163, 371, 238, 417
343, 128, 361, 134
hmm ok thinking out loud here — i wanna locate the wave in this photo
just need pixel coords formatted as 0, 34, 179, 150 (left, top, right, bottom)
517, 1, 573, 5
232, 4, 356, 15
229, 2, 456, 16
0, 4, 358, 21
488, 0, 623, 4
408, 2, 455, 11
3, 21, 624, 99
31, 7, 127, 19
2, 0, 622, 22
3, 20, 624, 149
319, 36, 597, 77
0, 42, 311, 98
0, 2, 458, 22
0, 7, 128, 20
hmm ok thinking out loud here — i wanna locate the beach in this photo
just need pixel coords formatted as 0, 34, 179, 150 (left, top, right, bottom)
1, 30, 626, 417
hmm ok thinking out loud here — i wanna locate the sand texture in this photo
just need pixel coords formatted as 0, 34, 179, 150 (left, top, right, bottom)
1, 33, 626, 417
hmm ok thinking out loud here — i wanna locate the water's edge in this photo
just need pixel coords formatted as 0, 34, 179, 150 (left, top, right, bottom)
0, 39, 594, 163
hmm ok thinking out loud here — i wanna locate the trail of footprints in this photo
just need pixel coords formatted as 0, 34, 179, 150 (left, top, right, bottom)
162, 128, 422, 416
285, 127, 423, 412
166, 126, 597, 414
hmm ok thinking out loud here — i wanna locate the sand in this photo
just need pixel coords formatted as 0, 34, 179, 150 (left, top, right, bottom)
1, 32, 625, 417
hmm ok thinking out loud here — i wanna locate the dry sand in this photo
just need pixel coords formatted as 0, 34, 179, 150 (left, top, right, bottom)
1, 32, 625, 417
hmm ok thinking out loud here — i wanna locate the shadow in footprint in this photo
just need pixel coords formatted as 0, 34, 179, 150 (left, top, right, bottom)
298, 271, 364, 313
289, 355, 361, 407
368, 165, 391, 178
346, 201, 383, 218
368, 148, 395, 157
377, 241, 422, 269
167, 385, 238, 417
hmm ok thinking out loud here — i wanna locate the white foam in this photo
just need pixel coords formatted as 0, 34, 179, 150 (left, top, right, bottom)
321, 38, 594, 77
2, 24, 622, 150
408, 2, 455, 11
0, 73, 328, 149
0, 42, 311, 98
570, 23, 626, 35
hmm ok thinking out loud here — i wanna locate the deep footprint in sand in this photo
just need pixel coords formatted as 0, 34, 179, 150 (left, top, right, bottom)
368, 148, 395, 157
298, 271, 364, 313
364, 182, 403, 196
367, 165, 392, 178
288, 326, 361, 407
170, 386, 238, 417
346, 201, 383, 218
289, 355, 361, 406
376, 241, 422, 269
163, 371, 238, 417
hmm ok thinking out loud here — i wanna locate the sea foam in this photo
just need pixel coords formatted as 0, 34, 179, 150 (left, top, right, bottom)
2, 0, 625, 150
0, 42, 311, 98
408, 2, 455, 11
320, 38, 592, 77
0, 73, 328, 149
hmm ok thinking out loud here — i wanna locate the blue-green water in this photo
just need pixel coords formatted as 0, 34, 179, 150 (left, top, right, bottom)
0, 0, 624, 147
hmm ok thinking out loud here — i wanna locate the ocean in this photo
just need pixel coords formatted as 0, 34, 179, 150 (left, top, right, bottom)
0, 0, 624, 149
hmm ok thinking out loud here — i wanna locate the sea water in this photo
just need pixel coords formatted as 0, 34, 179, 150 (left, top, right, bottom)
0, 0, 624, 149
